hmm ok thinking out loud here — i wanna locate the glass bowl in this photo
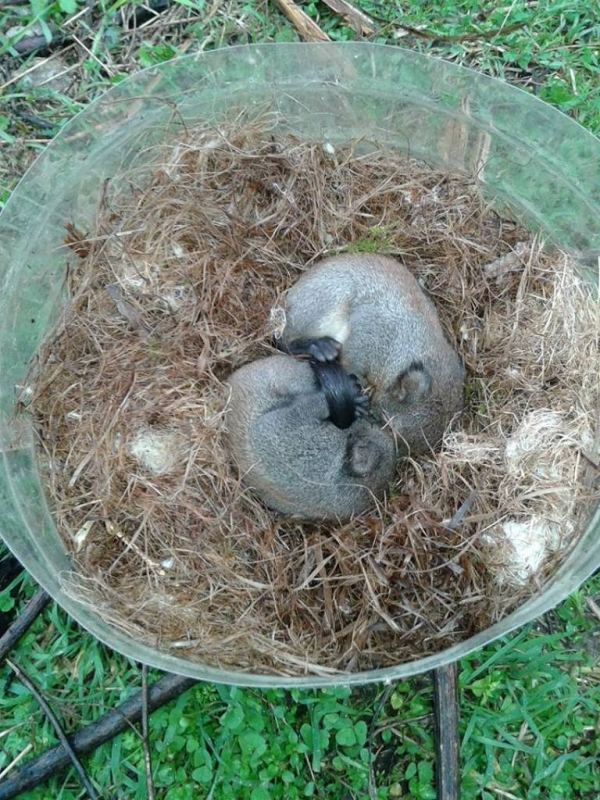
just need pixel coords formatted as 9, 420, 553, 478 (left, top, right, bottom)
1, 43, 598, 687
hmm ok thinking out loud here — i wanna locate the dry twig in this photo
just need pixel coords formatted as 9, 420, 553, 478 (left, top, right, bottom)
272, 0, 330, 41
319, 0, 377, 34
5, 659, 99, 800
433, 663, 460, 800
0, 672, 196, 800
141, 664, 155, 800
0, 589, 50, 663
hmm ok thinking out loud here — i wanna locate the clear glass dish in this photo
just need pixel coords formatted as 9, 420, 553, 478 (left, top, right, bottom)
0, 43, 598, 687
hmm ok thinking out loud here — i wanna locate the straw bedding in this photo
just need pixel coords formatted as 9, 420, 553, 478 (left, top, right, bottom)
25, 115, 599, 676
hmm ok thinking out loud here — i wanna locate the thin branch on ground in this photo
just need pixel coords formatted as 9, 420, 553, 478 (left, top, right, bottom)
0, 589, 50, 663
366, 681, 398, 800
8, 30, 67, 57
367, 11, 527, 42
141, 664, 155, 800
319, 0, 377, 34
272, 0, 330, 41
0, 671, 197, 800
432, 663, 460, 800
6, 658, 99, 800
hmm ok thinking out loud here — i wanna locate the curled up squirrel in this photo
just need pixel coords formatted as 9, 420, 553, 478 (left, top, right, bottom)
278, 253, 465, 456
225, 355, 396, 520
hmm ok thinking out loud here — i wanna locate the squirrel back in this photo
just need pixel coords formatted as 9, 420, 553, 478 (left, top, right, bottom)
279, 253, 464, 455
225, 355, 396, 520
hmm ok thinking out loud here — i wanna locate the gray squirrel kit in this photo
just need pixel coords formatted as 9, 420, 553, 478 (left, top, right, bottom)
225, 252, 464, 519
279, 253, 465, 455
225, 355, 396, 520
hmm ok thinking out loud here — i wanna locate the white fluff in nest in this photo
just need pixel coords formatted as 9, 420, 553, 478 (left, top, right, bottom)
505, 408, 592, 481
507, 410, 569, 473
118, 260, 158, 289
446, 409, 591, 587
441, 433, 502, 466
486, 516, 573, 586
268, 305, 287, 339
127, 428, 185, 475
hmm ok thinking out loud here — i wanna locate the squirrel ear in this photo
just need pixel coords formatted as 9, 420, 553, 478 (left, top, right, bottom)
391, 361, 432, 405
346, 438, 380, 477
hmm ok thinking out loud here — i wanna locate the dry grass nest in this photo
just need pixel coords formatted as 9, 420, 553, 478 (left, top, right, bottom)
26, 114, 599, 677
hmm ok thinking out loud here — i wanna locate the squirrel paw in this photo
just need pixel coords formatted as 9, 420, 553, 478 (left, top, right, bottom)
306, 336, 341, 363
354, 393, 370, 417
350, 376, 370, 417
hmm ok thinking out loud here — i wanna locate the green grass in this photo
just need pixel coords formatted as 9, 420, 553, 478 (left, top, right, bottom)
2, 563, 599, 799
1, 1, 600, 798
363, 0, 600, 134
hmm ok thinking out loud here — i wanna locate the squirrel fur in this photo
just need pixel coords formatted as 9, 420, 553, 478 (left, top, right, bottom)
279, 253, 464, 455
225, 355, 396, 520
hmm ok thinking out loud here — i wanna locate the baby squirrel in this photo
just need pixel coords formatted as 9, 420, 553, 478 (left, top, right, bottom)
278, 253, 465, 455
225, 355, 396, 520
